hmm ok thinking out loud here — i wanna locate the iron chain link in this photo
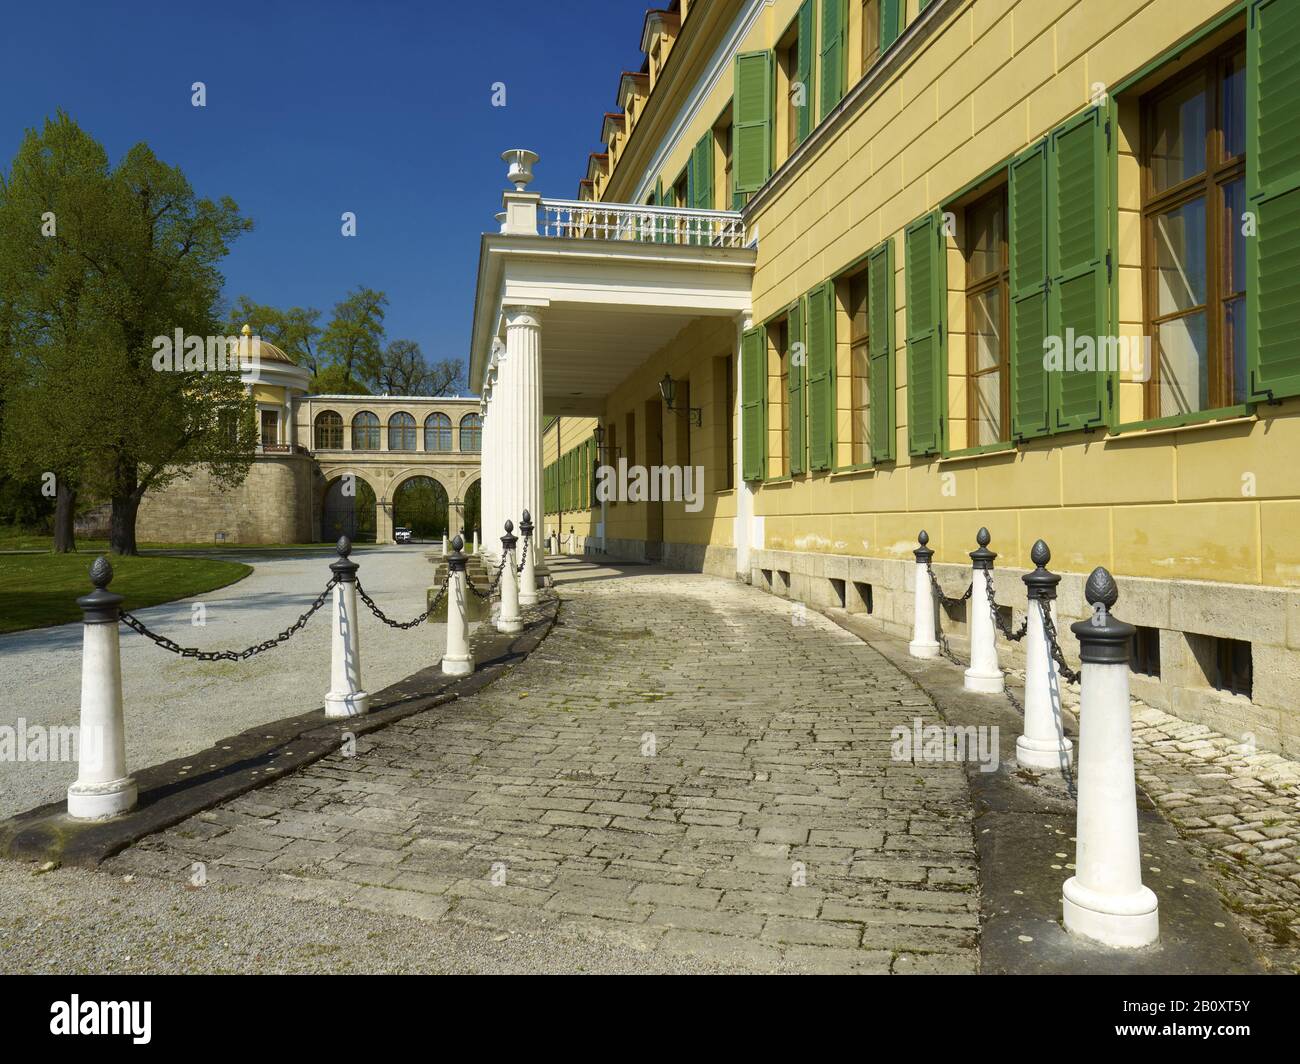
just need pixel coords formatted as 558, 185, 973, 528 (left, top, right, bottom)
1038, 599, 1081, 685
465, 551, 509, 600
356, 575, 447, 630
925, 560, 972, 608
120, 578, 337, 661
984, 568, 1028, 642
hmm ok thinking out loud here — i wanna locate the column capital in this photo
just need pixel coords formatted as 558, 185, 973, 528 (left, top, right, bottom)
504, 305, 545, 330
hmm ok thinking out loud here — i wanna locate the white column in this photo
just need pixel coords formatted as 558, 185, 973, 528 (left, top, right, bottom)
324, 538, 369, 718
1062, 567, 1158, 948
963, 528, 1004, 694
441, 537, 474, 676
67, 558, 137, 820
1017, 539, 1074, 771
908, 531, 940, 659
502, 305, 544, 541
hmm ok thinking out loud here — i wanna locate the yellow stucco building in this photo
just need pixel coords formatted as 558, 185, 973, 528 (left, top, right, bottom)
473, 0, 1300, 755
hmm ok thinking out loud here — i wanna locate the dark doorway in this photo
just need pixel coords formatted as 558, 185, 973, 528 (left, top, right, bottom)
463, 479, 481, 540
321, 476, 377, 543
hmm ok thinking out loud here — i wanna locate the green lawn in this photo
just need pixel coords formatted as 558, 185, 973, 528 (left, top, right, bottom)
0, 553, 253, 634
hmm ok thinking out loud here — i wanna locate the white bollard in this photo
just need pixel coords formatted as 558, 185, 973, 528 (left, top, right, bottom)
963, 527, 1004, 694
1062, 567, 1158, 948
67, 557, 137, 820
518, 509, 539, 607
1017, 539, 1073, 771
442, 533, 449, 556
908, 530, 940, 659
497, 520, 523, 634
472, 530, 479, 555
441, 535, 475, 676
324, 537, 369, 718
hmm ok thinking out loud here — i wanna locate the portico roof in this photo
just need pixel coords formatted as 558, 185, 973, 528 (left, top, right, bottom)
468, 198, 755, 417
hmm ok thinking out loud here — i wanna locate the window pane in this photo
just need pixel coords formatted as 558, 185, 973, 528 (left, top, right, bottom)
1153, 198, 1207, 316
849, 273, 869, 342
1223, 178, 1246, 295
973, 371, 1002, 446
969, 289, 1003, 372
1222, 51, 1246, 160
863, 0, 880, 70
1226, 295, 1246, 405
1157, 311, 1210, 416
966, 195, 1005, 281
1151, 79, 1207, 193
851, 338, 871, 464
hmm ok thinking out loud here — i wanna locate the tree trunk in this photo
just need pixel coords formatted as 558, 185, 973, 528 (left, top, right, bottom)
52, 481, 78, 554
110, 493, 142, 556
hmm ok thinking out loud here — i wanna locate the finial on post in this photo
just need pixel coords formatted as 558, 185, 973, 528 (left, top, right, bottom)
969, 526, 997, 570
79, 556, 124, 623
330, 535, 359, 582
502, 148, 539, 190
914, 529, 934, 564
1023, 538, 1060, 600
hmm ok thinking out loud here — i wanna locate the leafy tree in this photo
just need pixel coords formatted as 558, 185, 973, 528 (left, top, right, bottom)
318, 286, 387, 392
224, 297, 322, 376
0, 113, 259, 555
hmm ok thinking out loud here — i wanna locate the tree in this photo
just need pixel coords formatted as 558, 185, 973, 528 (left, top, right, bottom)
0, 113, 259, 555
426, 357, 465, 397
224, 297, 322, 377
318, 287, 387, 392
375, 340, 463, 397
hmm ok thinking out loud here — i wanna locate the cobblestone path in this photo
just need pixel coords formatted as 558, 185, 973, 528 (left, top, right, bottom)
106, 560, 980, 974
1131, 706, 1300, 972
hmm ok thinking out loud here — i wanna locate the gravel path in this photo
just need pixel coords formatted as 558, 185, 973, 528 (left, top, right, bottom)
0, 545, 446, 820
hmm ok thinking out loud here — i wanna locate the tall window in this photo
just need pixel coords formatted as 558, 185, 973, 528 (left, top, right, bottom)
459, 413, 482, 452
848, 270, 872, 464
352, 411, 380, 451
774, 318, 791, 477
388, 412, 416, 451
425, 412, 452, 451
965, 186, 1010, 446
314, 410, 343, 450
1142, 42, 1247, 417
721, 118, 735, 210
862, 0, 881, 74
783, 25, 801, 157
260, 409, 279, 447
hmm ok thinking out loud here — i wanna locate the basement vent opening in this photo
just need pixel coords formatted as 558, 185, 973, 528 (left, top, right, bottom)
830, 578, 846, 609
852, 581, 874, 614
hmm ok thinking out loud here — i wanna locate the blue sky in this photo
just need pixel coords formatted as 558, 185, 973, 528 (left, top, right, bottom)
0, 0, 649, 385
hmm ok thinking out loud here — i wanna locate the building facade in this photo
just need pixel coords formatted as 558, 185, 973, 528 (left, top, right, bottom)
139, 328, 483, 545
473, 0, 1300, 756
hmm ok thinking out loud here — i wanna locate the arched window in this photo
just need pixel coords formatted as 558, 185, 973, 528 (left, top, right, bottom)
314, 411, 343, 450
388, 411, 417, 451
352, 411, 380, 451
460, 413, 482, 452
425, 412, 452, 452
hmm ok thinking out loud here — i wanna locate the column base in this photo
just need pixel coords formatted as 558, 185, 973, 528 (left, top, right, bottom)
325, 691, 370, 718
497, 617, 523, 634
909, 640, 940, 659
67, 776, 138, 820
1016, 733, 1074, 771
519, 591, 539, 607
963, 668, 1005, 694
442, 654, 474, 676
1062, 877, 1159, 948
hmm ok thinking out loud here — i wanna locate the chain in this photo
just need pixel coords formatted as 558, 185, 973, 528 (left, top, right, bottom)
516, 536, 529, 574
356, 575, 447, 630
984, 568, 1028, 642
925, 560, 972, 608
121, 579, 337, 660
1038, 599, 1081, 685
465, 551, 509, 600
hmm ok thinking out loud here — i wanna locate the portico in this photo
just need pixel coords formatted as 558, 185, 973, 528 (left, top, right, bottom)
468, 150, 756, 564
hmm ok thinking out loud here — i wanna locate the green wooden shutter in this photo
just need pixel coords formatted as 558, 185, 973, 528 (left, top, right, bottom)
734, 51, 774, 194
788, 300, 805, 475
1048, 105, 1112, 432
805, 282, 836, 470
1248, 0, 1300, 401
906, 212, 945, 456
690, 132, 713, 211
795, 0, 816, 145
1010, 140, 1052, 440
867, 238, 896, 463
819, 0, 846, 121
881, 0, 903, 51
741, 327, 767, 481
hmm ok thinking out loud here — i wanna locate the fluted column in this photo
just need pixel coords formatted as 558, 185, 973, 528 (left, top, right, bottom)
502, 306, 543, 540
